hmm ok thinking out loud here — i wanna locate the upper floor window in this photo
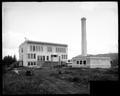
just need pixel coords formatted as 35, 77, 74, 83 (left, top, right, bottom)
56, 47, 66, 53
36, 46, 38, 51
33, 46, 35, 51
30, 45, 32, 51
47, 47, 52, 52
28, 54, 30, 59
56, 48, 59, 52
34, 54, 36, 59
62, 55, 64, 59
64, 55, 67, 59
41, 46, 43, 51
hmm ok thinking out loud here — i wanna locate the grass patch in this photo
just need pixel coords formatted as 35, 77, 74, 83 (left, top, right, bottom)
3, 66, 118, 94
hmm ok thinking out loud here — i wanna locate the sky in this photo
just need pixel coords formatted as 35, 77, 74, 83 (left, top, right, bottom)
2, 2, 118, 60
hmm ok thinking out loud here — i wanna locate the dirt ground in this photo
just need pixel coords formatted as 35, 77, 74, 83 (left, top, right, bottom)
3, 67, 118, 94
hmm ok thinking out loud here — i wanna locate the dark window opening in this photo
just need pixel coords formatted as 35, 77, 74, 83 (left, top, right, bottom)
33, 46, 35, 51
40, 56, 42, 61
28, 62, 30, 66
47, 56, 49, 61
51, 55, 57, 57
68, 60, 70, 62
34, 54, 36, 59
83, 60, 86, 65
77, 61, 79, 64
31, 62, 33, 65
80, 61, 82, 64
43, 56, 45, 61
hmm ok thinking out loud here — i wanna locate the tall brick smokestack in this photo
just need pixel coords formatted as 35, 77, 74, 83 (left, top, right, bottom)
81, 17, 87, 56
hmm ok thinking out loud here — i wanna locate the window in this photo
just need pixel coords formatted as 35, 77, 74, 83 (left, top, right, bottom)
77, 61, 79, 64
80, 61, 82, 64
62, 55, 63, 59
30, 45, 32, 51
38, 46, 40, 51
68, 60, 70, 62
21, 48, 23, 53
28, 54, 30, 59
34, 62, 36, 65
36, 46, 38, 51
56, 48, 57, 52
60, 48, 61, 52
43, 56, 45, 61
41, 46, 43, 51
47, 47, 52, 52
37, 56, 39, 60
28, 62, 30, 66
40, 56, 42, 61
66, 55, 67, 59
83, 60, 86, 65
64, 48, 66, 53
31, 54, 33, 59
47, 56, 49, 61
34, 54, 36, 59
31, 62, 33, 65
33, 46, 35, 51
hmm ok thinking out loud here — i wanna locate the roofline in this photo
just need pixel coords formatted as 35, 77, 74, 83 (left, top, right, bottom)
25, 40, 68, 47
72, 56, 111, 59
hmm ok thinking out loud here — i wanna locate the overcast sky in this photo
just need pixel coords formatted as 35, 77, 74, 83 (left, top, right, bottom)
2, 2, 118, 60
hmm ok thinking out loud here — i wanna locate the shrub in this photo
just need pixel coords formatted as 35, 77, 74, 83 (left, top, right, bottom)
58, 70, 62, 74
25, 70, 33, 76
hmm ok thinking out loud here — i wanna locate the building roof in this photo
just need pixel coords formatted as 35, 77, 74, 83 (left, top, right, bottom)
72, 54, 111, 59
25, 40, 68, 47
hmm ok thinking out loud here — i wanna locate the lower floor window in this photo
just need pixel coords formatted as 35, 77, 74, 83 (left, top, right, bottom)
77, 61, 79, 64
83, 60, 86, 65
28, 62, 36, 66
47, 56, 49, 61
28, 62, 30, 66
34, 62, 36, 65
80, 61, 82, 64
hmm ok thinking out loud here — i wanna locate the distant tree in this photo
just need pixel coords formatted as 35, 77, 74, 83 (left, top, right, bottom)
2, 55, 18, 73
3, 55, 13, 67
13, 55, 17, 62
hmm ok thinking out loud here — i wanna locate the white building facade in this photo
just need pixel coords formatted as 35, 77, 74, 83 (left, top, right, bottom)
19, 40, 68, 67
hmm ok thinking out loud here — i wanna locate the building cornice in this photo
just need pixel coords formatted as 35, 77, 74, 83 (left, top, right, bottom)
25, 40, 68, 47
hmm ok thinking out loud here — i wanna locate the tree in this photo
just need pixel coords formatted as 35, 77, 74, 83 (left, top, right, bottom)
2, 55, 18, 74
13, 55, 17, 62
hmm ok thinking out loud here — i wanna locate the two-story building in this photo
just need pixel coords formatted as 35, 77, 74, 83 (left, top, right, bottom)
19, 40, 68, 67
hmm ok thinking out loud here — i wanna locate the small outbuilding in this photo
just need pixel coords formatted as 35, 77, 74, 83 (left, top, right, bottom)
70, 55, 111, 68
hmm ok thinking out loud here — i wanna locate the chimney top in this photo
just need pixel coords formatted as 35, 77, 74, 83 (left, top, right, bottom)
81, 17, 86, 20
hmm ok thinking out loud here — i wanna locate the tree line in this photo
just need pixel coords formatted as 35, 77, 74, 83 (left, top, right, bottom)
2, 55, 17, 73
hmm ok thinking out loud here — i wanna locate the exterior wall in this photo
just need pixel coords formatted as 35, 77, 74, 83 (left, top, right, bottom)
19, 42, 28, 67
19, 40, 68, 67
70, 57, 90, 68
69, 56, 111, 68
89, 57, 111, 68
